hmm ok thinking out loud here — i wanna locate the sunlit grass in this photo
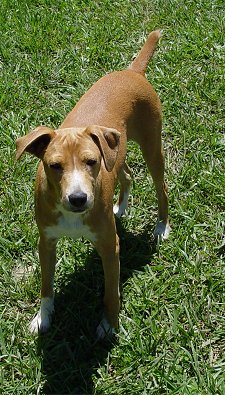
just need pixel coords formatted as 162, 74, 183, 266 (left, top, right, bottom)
0, 0, 224, 393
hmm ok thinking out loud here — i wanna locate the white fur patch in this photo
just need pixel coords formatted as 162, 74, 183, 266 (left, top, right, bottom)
66, 170, 91, 197
96, 317, 115, 339
113, 192, 129, 217
154, 221, 171, 240
30, 297, 54, 333
45, 206, 96, 242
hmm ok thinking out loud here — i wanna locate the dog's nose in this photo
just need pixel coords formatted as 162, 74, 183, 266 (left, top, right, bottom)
68, 192, 87, 208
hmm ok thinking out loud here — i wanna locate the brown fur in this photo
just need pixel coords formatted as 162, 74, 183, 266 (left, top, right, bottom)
16, 31, 170, 335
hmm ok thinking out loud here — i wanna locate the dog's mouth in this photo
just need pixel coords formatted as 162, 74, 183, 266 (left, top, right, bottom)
69, 206, 86, 213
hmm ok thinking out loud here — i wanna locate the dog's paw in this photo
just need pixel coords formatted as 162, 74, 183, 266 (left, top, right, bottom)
29, 297, 54, 334
113, 204, 126, 218
154, 221, 171, 241
29, 310, 51, 333
113, 193, 129, 218
96, 317, 116, 339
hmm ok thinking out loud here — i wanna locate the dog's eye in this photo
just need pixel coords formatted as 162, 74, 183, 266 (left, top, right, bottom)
86, 159, 97, 166
50, 163, 62, 170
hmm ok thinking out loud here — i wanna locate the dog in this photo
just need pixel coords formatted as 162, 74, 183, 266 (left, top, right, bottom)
16, 30, 170, 338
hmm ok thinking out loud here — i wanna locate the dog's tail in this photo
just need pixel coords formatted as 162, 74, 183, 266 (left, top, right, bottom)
128, 30, 161, 75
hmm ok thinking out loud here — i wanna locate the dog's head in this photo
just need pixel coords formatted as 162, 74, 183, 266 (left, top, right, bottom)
16, 125, 120, 213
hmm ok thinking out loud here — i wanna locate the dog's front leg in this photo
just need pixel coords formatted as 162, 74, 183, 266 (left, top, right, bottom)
30, 234, 57, 333
95, 232, 120, 339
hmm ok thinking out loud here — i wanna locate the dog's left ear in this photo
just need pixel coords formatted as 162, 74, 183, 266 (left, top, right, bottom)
16, 126, 55, 160
88, 126, 121, 172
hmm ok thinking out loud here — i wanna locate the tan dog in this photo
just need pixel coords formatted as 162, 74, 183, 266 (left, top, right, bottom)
16, 30, 170, 338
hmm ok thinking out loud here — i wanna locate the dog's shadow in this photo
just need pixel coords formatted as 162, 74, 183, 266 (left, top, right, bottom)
38, 219, 156, 394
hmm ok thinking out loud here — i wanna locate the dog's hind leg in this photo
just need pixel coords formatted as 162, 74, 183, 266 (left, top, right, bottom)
138, 128, 171, 240
113, 162, 132, 217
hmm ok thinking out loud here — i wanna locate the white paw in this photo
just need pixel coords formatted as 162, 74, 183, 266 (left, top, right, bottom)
29, 297, 54, 334
113, 204, 126, 218
113, 193, 129, 218
96, 317, 115, 339
29, 310, 51, 333
154, 221, 171, 241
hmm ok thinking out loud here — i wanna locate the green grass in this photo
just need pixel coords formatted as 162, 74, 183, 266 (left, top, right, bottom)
0, 0, 224, 393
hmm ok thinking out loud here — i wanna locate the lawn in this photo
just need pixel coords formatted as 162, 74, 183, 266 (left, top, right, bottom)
0, 0, 224, 394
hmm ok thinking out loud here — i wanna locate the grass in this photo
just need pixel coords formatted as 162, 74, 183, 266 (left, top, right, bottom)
0, 0, 224, 393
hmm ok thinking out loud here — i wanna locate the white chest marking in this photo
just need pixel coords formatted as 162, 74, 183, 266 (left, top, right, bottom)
45, 210, 96, 242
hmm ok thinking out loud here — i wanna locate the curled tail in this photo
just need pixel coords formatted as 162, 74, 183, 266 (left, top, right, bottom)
128, 30, 161, 75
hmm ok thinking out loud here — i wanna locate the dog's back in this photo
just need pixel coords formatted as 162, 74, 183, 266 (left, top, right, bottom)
60, 30, 162, 142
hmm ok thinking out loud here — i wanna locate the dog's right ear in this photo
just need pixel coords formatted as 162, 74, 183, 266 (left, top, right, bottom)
16, 126, 55, 160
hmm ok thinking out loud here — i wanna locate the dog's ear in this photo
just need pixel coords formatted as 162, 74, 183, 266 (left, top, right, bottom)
16, 126, 55, 160
88, 126, 121, 172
